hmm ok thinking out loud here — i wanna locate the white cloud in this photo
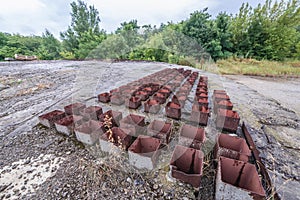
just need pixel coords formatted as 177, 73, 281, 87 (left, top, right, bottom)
0, 0, 46, 15
0, 0, 268, 37
0, 0, 72, 37
88, 0, 220, 32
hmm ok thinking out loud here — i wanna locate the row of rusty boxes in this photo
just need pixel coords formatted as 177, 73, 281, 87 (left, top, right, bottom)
214, 134, 266, 199
38, 104, 170, 171
38, 102, 208, 186
213, 90, 240, 133
170, 123, 206, 187
212, 90, 266, 199
98, 68, 210, 125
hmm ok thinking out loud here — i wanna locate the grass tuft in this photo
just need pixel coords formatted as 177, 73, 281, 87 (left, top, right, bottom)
215, 58, 300, 76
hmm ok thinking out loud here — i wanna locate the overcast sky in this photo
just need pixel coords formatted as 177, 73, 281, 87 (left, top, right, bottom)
0, 0, 265, 38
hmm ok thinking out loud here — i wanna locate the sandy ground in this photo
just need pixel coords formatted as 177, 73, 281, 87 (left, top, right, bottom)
0, 60, 299, 199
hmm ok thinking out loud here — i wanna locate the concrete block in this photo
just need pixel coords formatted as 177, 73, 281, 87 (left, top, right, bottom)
215, 156, 266, 200
125, 96, 142, 109
216, 109, 240, 133
128, 135, 161, 170
38, 110, 65, 128
214, 134, 251, 162
64, 103, 86, 115
54, 115, 83, 136
144, 99, 161, 114
190, 105, 210, 126
74, 120, 105, 145
98, 92, 111, 103
99, 127, 133, 153
214, 99, 233, 113
98, 110, 122, 128
147, 120, 172, 144
179, 124, 206, 150
80, 106, 103, 121
166, 101, 181, 120
119, 114, 146, 136
110, 93, 125, 105
170, 145, 204, 187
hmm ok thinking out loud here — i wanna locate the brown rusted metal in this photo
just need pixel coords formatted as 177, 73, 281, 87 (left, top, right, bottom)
125, 96, 142, 109
195, 93, 209, 102
242, 123, 280, 200
64, 103, 86, 115
166, 102, 181, 120
216, 109, 240, 133
143, 87, 155, 95
134, 91, 149, 101
214, 100, 233, 113
197, 82, 208, 88
170, 145, 204, 187
217, 156, 266, 199
119, 114, 145, 136
179, 124, 206, 150
153, 92, 167, 104
147, 120, 172, 143
158, 88, 171, 97
213, 93, 230, 103
38, 110, 66, 128
54, 115, 83, 135
190, 105, 210, 126
213, 89, 227, 95
128, 135, 162, 169
144, 99, 161, 113
98, 92, 111, 103
199, 76, 208, 83
110, 94, 125, 105
98, 110, 123, 127
74, 120, 105, 145
196, 98, 209, 108
80, 106, 103, 121
214, 134, 251, 162
101, 127, 133, 150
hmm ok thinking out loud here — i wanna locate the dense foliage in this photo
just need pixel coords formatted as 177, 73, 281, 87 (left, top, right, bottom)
0, 0, 299, 63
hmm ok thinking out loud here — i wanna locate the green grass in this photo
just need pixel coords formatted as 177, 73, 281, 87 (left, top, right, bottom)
215, 58, 300, 76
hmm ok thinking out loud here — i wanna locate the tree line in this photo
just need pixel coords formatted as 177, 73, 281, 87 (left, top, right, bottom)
0, 0, 299, 63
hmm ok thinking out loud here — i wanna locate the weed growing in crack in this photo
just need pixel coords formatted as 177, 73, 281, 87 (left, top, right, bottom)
103, 114, 113, 130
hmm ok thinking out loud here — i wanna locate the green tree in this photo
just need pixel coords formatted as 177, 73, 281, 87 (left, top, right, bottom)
182, 8, 221, 61
230, 3, 252, 57
230, 0, 300, 60
38, 29, 61, 60
115, 20, 143, 58
90, 34, 130, 59
214, 12, 233, 59
60, 0, 105, 59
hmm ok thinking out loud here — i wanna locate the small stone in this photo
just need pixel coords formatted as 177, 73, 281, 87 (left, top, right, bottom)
24, 160, 30, 165
153, 184, 159, 190
126, 177, 132, 183
66, 151, 71, 155
12, 164, 18, 169
13, 188, 19, 193
183, 197, 189, 200
134, 180, 139, 186
123, 189, 128, 194
6, 194, 11, 198
21, 186, 26, 190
